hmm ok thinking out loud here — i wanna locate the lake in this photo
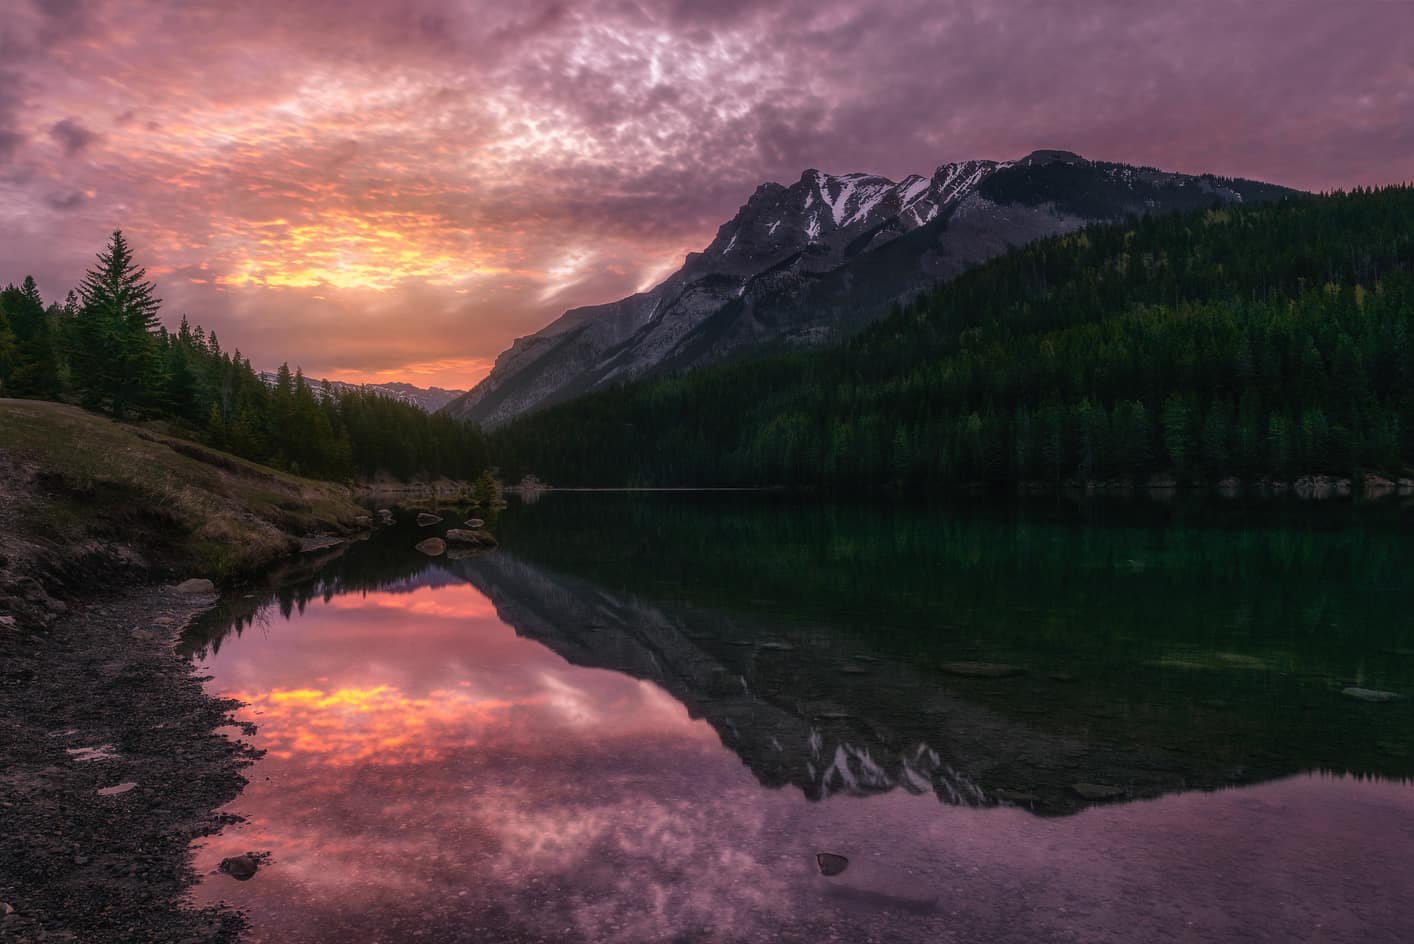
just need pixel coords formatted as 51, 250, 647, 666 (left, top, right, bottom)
182, 493, 1414, 943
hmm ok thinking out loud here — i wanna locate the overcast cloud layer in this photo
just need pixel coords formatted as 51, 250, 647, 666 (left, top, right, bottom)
1, 0, 1410, 386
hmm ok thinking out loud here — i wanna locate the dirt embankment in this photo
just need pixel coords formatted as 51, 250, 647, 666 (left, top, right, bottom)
0, 399, 371, 941
0, 399, 368, 630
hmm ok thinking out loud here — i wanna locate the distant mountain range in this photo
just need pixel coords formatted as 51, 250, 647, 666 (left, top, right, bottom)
256, 372, 465, 413
444, 149, 1295, 427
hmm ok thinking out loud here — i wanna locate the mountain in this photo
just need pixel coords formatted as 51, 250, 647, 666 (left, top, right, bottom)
257, 372, 465, 413
486, 186, 1414, 489
446, 150, 1293, 426
362, 381, 466, 413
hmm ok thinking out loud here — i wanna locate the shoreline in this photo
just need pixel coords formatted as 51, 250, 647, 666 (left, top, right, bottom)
0, 583, 257, 943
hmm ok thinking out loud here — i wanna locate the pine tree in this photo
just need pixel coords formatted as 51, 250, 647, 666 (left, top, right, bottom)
73, 230, 164, 417
0, 277, 61, 397
0, 299, 16, 393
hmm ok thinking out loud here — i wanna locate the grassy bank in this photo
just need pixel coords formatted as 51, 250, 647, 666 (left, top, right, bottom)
0, 399, 367, 628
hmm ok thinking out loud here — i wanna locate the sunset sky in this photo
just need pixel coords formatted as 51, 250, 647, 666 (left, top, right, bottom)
1, 1, 1410, 389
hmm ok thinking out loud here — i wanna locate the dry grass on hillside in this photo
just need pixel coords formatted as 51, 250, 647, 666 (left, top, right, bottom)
0, 399, 366, 585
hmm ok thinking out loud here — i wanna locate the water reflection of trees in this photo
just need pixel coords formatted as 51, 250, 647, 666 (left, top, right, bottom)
495, 494, 1414, 691
180, 529, 479, 659
185, 495, 1414, 813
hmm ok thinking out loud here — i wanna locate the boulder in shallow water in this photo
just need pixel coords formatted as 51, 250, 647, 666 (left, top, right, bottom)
941, 661, 1023, 678
377, 508, 395, 523
1342, 687, 1403, 702
465, 518, 485, 528
416, 512, 443, 526
415, 538, 447, 556
220, 855, 259, 881
1072, 782, 1126, 801
445, 528, 497, 548
175, 578, 214, 595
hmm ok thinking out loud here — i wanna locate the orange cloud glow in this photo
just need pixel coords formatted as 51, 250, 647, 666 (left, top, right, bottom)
235, 684, 516, 764
2, 1, 1410, 389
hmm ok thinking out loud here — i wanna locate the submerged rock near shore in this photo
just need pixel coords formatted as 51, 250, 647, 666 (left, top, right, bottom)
446, 528, 498, 548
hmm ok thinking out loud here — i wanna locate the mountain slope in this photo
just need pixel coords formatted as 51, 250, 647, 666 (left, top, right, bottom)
256, 372, 465, 413
486, 186, 1414, 489
448, 150, 1293, 426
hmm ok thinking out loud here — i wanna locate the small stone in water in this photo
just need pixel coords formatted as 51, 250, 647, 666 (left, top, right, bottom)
941, 661, 1023, 678
816, 852, 849, 876
415, 537, 447, 556
1072, 782, 1126, 800
1342, 687, 1403, 702
220, 855, 259, 881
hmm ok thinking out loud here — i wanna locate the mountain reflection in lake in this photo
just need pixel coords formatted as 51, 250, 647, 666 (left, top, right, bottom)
185, 495, 1414, 943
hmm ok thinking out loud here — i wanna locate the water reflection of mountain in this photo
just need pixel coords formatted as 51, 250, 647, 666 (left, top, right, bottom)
186, 496, 1414, 817
458, 550, 1414, 817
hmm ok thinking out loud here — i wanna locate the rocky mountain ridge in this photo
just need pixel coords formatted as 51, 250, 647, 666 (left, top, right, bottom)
446, 150, 1295, 427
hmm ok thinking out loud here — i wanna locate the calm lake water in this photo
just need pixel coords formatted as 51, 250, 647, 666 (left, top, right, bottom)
183, 494, 1414, 943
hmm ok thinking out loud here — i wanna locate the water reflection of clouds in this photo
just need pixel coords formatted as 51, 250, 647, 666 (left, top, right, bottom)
231, 686, 515, 764
193, 580, 1414, 943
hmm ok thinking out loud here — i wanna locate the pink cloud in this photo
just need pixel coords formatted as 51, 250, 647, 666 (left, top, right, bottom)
1, 0, 1409, 388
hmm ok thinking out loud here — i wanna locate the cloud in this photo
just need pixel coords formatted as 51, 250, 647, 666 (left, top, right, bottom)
49, 118, 97, 155
44, 190, 87, 210
0, 0, 1409, 387
0, 130, 23, 163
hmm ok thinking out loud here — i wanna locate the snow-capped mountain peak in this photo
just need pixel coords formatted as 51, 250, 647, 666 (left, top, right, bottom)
445, 150, 1295, 427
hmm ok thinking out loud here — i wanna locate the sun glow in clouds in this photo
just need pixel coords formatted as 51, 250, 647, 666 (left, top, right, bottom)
235, 684, 517, 764
1, 0, 1408, 387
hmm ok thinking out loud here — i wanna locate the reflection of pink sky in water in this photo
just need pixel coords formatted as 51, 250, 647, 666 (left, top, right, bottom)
193, 584, 1414, 943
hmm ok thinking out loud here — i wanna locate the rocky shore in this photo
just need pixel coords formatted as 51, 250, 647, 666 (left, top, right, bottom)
0, 400, 374, 942
0, 585, 257, 943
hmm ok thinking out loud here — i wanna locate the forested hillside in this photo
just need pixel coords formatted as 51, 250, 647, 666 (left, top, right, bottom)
489, 187, 1414, 489
0, 232, 488, 482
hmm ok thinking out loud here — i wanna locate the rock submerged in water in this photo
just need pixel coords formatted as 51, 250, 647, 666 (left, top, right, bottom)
465, 518, 485, 528
816, 853, 849, 876
174, 578, 214, 595
941, 661, 1023, 678
376, 508, 395, 524
446, 528, 497, 548
1342, 687, 1404, 702
219, 855, 259, 881
416, 512, 443, 526
415, 537, 447, 556
1072, 782, 1126, 800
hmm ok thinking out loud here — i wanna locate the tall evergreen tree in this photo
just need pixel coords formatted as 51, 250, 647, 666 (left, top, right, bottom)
73, 230, 163, 417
